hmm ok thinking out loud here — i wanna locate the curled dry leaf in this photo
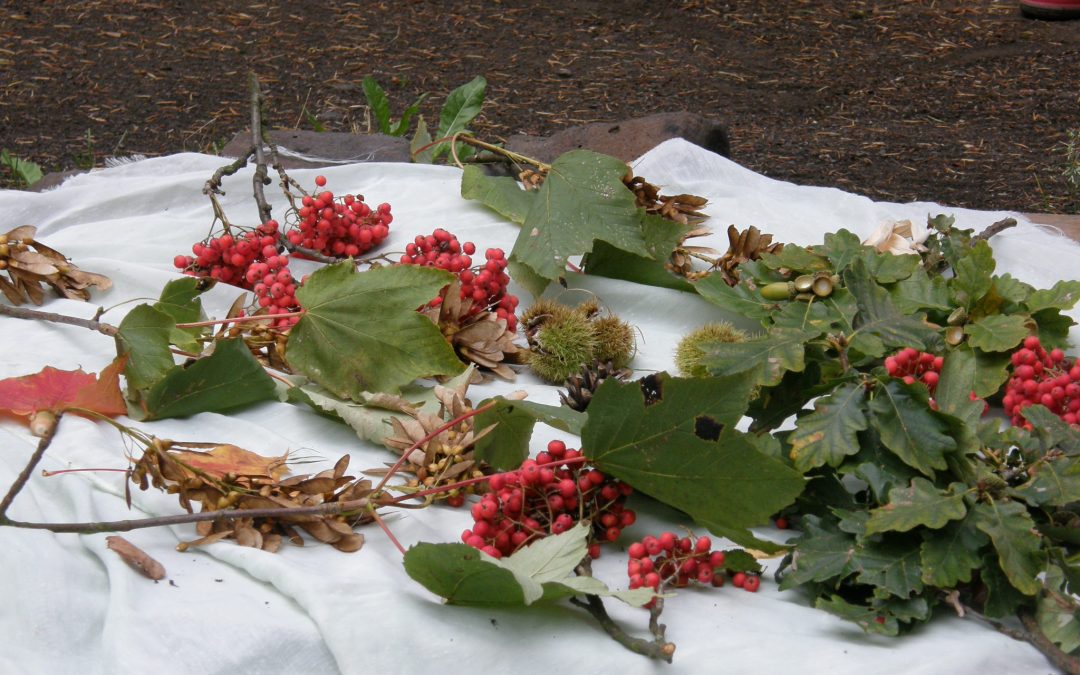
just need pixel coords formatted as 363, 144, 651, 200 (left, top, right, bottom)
0, 225, 111, 305
132, 439, 372, 554
106, 536, 167, 580
862, 219, 930, 255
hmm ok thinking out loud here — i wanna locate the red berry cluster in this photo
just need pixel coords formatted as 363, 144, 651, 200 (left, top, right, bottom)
399, 228, 519, 331
174, 220, 283, 288
1003, 336, 1080, 428
461, 440, 634, 559
246, 254, 301, 328
626, 533, 760, 603
286, 175, 392, 258
884, 347, 943, 393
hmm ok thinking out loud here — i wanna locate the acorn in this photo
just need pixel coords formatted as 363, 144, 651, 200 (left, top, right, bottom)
760, 281, 795, 301
947, 307, 968, 326
945, 325, 966, 346
793, 275, 815, 293
675, 322, 750, 378
811, 274, 834, 298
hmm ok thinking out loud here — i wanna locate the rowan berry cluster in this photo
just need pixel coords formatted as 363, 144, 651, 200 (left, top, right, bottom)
884, 347, 943, 394
286, 175, 392, 258
1003, 336, 1080, 427
626, 532, 760, 604
461, 440, 634, 559
399, 228, 519, 331
174, 219, 284, 288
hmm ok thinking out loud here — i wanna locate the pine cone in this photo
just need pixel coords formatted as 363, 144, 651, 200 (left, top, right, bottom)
560, 361, 632, 412
714, 224, 784, 286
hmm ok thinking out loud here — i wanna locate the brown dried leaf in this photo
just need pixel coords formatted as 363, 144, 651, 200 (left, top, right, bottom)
106, 536, 166, 580
169, 444, 289, 480
332, 533, 365, 553
262, 533, 283, 553
235, 525, 263, 549
176, 530, 233, 551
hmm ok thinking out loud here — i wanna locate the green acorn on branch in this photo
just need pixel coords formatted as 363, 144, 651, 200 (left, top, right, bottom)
675, 322, 749, 378
521, 299, 636, 384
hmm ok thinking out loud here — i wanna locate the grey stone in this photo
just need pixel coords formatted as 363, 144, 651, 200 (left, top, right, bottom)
220, 130, 411, 169
504, 111, 730, 165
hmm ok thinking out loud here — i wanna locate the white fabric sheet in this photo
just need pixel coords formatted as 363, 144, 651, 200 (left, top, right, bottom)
0, 139, 1074, 674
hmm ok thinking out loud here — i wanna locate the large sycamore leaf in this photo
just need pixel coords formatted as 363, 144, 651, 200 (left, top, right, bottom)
404, 523, 652, 606
287, 263, 464, 397
504, 150, 685, 297
867, 380, 956, 476
864, 478, 967, 535
581, 373, 804, 549
789, 382, 868, 471
972, 500, 1046, 596
581, 241, 695, 293
460, 166, 532, 225
919, 515, 987, 587
699, 327, 817, 388
117, 303, 176, 391
0, 357, 127, 418
154, 277, 207, 353
141, 338, 276, 420
473, 397, 587, 471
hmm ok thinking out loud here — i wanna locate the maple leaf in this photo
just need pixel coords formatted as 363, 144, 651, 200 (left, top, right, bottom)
0, 357, 127, 433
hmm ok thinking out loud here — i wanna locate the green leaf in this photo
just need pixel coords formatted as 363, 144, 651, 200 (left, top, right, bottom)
403, 524, 653, 607
759, 245, 830, 273
693, 275, 778, 321
699, 327, 817, 388
390, 94, 427, 137
361, 76, 392, 134
473, 397, 587, 470
154, 277, 207, 352
994, 273, 1035, 305
1026, 280, 1080, 313
141, 338, 276, 420
1011, 451, 1080, 507
840, 429, 920, 503
950, 240, 995, 308
789, 382, 868, 471
963, 314, 1030, 352
581, 241, 695, 292
1038, 564, 1080, 654
972, 500, 1046, 596
0, 149, 44, 186
864, 478, 968, 535
853, 536, 924, 598
745, 363, 824, 433
460, 165, 534, 225
889, 266, 951, 314
815, 596, 900, 636
973, 349, 1012, 399
814, 229, 863, 273
919, 515, 987, 587
506, 150, 686, 297
845, 258, 934, 355
858, 250, 920, 283
1021, 404, 1080, 454
583, 373, 805, 548
1032, 308, 1077, 349
286, 263, 464, 397
981, 550, 1029, 618
867, 380, 956, 476
117, 304, 176, 392
434, 76, 486, 158
770, 294, 851, 334
410, 115, 434, 164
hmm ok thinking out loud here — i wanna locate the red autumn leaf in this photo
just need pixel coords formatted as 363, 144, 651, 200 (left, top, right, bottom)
0, 356, 128, 419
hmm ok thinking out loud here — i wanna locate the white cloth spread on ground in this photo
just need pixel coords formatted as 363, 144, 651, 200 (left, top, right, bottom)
1, 139, 1075, 674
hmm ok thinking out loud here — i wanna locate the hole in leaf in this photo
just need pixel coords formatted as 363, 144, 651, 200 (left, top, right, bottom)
694, 415, 723, 441
640, 374, 663, 406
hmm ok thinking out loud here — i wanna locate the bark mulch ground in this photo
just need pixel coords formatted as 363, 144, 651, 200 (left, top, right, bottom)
1, 0, 1078, 213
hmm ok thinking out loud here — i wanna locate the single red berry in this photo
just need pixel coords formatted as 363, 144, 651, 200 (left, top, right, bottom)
743, 575, 761, 592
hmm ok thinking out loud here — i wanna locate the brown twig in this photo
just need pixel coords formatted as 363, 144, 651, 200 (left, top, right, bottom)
1018, 609, 1080, 675
0, 303, 117, 336
567, 594, 675, 662
250, 72, 272, 225
0, 412, 60, 519
973, 217, 1018, 243
1, 496, 371, 535
203, 145, 255, 232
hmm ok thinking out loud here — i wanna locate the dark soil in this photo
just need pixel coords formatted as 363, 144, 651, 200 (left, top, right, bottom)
1, 0, 1078, 213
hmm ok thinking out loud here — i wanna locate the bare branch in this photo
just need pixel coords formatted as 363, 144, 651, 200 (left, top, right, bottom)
0, 303, 118, 336
0, 412, 60, 519
250, 72, 272, 224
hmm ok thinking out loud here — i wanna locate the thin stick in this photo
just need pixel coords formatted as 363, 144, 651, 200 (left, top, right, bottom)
250, 72, 272, 224
0, 412, 60, 519
1, 497, 371, 535
0, 304, 117, 336
1018, 609, 1080, 675
203, 145, 255, 232
567, 594, 675, 662
973, 217, 1018, 243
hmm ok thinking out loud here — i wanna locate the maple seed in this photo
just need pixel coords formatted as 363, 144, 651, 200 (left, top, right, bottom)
107, 536, 167, 580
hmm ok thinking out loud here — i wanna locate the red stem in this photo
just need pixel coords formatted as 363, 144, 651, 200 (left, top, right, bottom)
41, 467, 128, 477
372, 510, 405, 555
